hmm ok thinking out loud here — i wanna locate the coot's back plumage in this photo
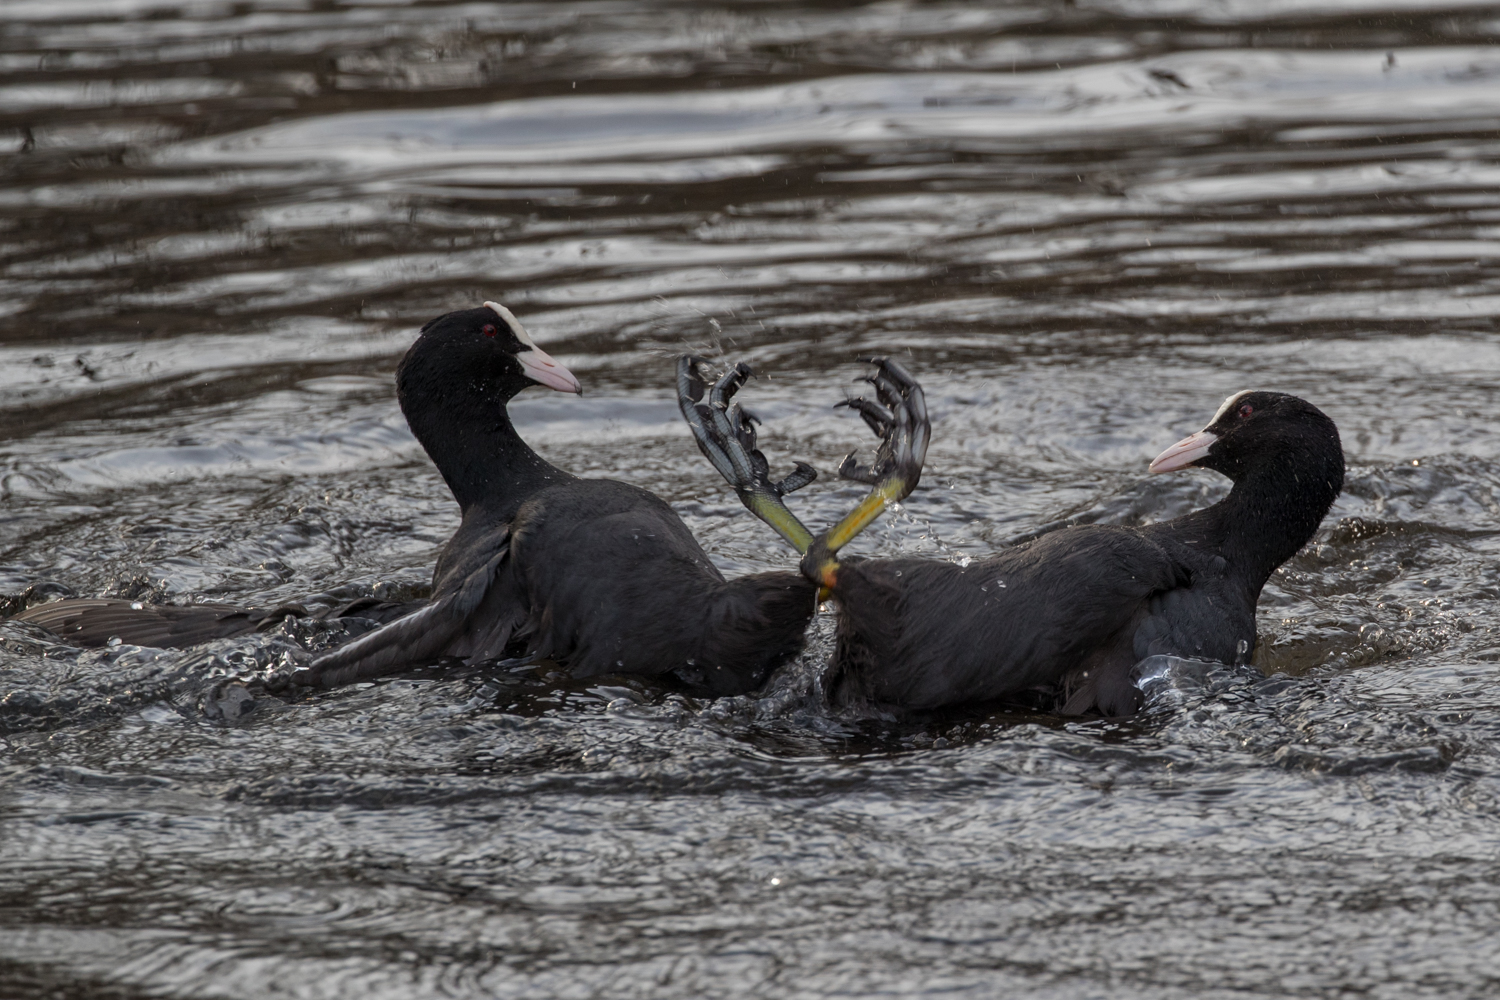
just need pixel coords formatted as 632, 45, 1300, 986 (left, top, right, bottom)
824, 527, 1207, 715
503, 480, 811, 688
302, 475, 814, 693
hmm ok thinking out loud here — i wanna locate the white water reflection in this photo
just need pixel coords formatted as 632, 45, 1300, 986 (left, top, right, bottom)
167, 50, 1500, 170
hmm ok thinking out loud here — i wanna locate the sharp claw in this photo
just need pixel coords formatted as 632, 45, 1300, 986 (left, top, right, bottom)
776, 461, 818, 494
677, 356, 711, 404
865, 356, 918, 389
840, 396, 894, 437
869, 370, 906, 410
709, 361, 754, 411
838, 452, 878, 484
726, 401, 755, 439
753, 458, 773, 487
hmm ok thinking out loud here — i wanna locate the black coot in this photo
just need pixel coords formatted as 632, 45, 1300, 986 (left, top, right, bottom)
679, 360, 1344, 716
15, 304, 818, 697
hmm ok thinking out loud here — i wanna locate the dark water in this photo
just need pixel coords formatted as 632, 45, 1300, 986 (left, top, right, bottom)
5, 1, 1500, 996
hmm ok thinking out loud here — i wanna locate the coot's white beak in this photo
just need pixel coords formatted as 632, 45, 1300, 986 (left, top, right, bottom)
1149, 429, 1217, 474
518, 345, 582, 394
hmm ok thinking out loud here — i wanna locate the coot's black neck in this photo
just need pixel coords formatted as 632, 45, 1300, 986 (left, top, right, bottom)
403, 382, 573, 517
1180, 448, 1343, 593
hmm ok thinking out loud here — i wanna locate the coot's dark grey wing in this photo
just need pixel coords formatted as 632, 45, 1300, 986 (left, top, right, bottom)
293, 525, 522, 689
1060, 543, 1234, 716
11, 599, 302, 649
323, 596, 430, 626
1130, 548, 1248, 665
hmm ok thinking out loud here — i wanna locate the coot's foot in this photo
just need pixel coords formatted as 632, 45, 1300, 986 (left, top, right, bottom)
802, 357, 930, 588
677, 356, 817, 552
834, 357, 930, 491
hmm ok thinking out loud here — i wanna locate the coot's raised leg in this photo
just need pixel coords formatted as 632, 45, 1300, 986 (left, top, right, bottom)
801, 357, 929, 588
676, 356, 818, 553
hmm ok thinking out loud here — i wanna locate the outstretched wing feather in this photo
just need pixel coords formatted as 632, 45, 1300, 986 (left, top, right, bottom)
297, 528, 514, 688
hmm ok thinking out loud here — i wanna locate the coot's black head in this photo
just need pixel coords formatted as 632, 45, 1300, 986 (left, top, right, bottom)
398, 301, 581, 412
396, 302, 581, 511
1149, 390, 1344, 489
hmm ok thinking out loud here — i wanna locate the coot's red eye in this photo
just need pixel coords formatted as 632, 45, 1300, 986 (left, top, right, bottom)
481, 324, 498, 338
1237, 403, 1254, 419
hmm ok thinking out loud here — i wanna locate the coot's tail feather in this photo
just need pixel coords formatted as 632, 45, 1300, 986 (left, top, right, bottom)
293, 598, 475, 688
9, 596, 428, 651
11, 599, 303, 649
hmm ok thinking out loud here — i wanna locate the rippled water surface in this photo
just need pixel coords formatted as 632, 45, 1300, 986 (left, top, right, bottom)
5, 2, 1500, 997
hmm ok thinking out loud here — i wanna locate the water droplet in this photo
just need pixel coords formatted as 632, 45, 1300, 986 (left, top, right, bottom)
106, 636, 122, 647
130, 602, 144, 610
770, 877, 781, 886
